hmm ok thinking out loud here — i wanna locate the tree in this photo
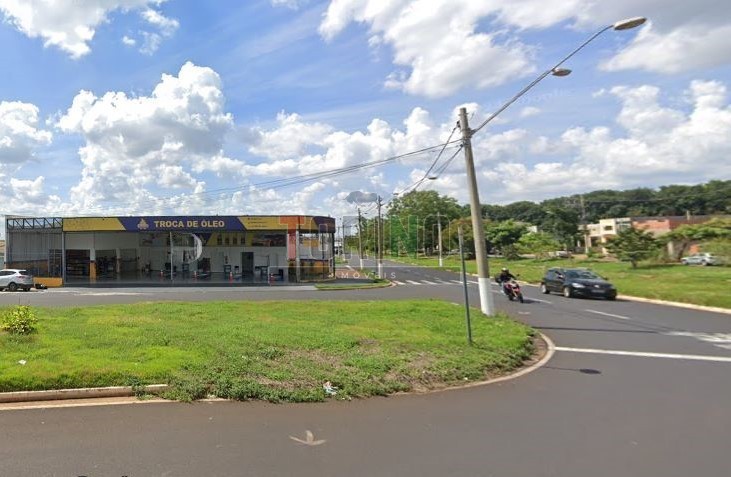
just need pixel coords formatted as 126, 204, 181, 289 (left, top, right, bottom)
387, 190, 463, 254
605, 228, 660, 268
665, 218, 731, 259
484, 220, 527, 259
541, 206, 580, 251
517, 232, 561, 259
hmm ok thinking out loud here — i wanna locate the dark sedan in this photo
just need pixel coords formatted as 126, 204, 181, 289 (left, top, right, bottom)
540, 267, 617, 300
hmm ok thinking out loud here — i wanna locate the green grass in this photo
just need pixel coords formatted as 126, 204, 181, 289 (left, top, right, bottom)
316, 279, 392, 290
0, 300, 533, 402
391, 256, 731, 309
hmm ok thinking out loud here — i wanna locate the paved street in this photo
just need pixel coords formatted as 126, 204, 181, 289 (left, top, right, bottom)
1, 256, 730, 477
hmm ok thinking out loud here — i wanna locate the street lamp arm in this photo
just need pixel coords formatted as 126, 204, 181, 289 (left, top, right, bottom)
471, 25, 614, 136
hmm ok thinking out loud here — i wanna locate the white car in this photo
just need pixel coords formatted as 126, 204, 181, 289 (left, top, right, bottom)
680, 253, 719, 266
0, 269, 34, 291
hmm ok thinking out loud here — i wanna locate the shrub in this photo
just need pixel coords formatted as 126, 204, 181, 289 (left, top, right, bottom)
1, 305, 39, 335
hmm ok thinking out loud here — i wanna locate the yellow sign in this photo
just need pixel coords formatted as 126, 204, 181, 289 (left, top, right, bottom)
63, 218, 125, 232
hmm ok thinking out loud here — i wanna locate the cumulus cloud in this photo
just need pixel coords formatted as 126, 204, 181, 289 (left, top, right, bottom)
318, 0, 731, 97
472, 79, 731, 201
56, 62, 234, 209
0, 101, 52, 166
319, 0, 537, 98
0, 0, 178, 58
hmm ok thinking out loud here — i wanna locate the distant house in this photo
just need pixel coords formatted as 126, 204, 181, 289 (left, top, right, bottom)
584, 217, 632, 251
583, 215, 730, 256
0, 239, 4, 269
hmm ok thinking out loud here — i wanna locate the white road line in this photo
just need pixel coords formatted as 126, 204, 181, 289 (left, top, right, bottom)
530, 297, 553, 304
468, 281, 478, 285
451, 280, 462, 284
393, 281, 406, 286
584, 309, 632, 321
421, 280, 438, 285
555, 346, 731, 363
406, 280, 422, 285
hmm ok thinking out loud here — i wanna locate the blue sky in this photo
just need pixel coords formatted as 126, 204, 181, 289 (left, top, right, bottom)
1, 0, 730, 232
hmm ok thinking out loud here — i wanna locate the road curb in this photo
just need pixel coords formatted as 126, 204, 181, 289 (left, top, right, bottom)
395, 332, 555, 396
616, 295, 731, 315
0, 384, 168, 403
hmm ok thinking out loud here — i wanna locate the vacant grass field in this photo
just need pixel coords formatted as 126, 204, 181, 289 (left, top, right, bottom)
391, 256, 731, 309
0, 300, 533, 402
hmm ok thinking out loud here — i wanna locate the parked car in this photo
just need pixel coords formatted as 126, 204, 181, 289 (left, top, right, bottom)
0, 269, 34, 292
540, 267, 617, 300
681, 253, 719, 266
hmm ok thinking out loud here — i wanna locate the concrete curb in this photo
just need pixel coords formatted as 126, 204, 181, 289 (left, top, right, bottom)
0, 334, 553, 406
394, 332, 555, 396
0, 384, 168, 404
617, 295, 731, 315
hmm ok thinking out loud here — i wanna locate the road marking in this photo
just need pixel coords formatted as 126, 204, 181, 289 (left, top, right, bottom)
584, 309, 632, 321
451, 280, 462, 284
555, 346, 731, 362
530, 297, 553, 304
406, 280, 421, 285
468, 281, 478, 285
289, 430, 326, 446
665, 332, 731, 351
393, 281, 406, 286
421, 280, 438, 285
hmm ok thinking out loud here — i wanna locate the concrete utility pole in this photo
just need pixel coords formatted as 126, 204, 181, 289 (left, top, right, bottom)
357, 207, 364, 269
376, 195, 384, 279
580, 194, 590, 254
437, 211, 444, 267
459, 107, 495, 316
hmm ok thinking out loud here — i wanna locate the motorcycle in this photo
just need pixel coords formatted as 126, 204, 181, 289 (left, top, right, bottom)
501, 279, 524, 303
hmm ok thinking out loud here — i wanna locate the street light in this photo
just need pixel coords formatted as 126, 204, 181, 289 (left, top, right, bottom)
461, 16, 646, 316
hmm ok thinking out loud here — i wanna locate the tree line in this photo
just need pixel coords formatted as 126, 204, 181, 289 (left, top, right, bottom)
347, 180, 730, 260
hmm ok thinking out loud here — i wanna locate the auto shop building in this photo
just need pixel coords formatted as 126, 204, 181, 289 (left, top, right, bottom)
3, 215, 335, 286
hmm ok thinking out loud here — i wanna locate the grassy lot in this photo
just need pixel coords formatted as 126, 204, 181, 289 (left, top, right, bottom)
391, 256, 731, 309
0, 300, 533, 402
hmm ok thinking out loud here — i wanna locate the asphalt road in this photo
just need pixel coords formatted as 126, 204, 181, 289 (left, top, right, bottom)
1, 256, 730, 477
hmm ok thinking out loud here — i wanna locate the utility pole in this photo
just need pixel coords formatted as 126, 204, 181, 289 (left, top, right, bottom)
437, 211, 443, 267
580, 194, 590, 255
377, 195, 384, 279
459, 107, 495, 316
357, 207, 364, 269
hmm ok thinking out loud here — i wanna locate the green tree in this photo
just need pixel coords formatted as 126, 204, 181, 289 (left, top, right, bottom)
517, 232, 561, 259
605, 228, 660, 268
444, 218, 479, 259
387, 190, 463, 254
485, 220, 527, 259
541, 206, 580, 251
665, 218, 731, 259
702, 239, 731, 264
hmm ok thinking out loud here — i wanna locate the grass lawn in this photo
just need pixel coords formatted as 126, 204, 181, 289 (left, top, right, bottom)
0, 300, 533, 402
316, 279, 392, 290
391, 256, 731, 309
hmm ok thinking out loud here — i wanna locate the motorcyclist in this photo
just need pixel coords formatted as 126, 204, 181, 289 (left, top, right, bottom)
496, 267, 517, 295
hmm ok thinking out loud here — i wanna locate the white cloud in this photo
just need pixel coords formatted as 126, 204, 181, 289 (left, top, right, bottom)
270, 0, 303, 9
319, 0, 537, 98
519, 106, 541, 118
122, 35, 137, 46
245, 112, 333, 160
601, 21, 731, 74
140, 8, 178, 35
319, 0, 731, 97
0, 101, 52, 166
0, 0, 177, 58
471, 79, 731, 201
56, 62, 234, 210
